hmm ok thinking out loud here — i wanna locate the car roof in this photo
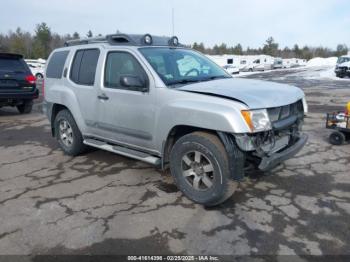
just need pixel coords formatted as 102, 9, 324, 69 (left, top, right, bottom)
0, 53, 23, 59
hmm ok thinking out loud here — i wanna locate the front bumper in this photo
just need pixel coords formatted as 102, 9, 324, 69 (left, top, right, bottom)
258, 134, 308, 171
335, 67, 350, 76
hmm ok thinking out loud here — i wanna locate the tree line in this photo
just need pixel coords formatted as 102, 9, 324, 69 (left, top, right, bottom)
193, 37, 348, 59
0, 23, 95, 59
0, 23, 348, 60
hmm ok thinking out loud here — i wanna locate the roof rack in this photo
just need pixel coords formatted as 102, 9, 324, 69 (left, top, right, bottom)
64, 34, 184, 47
64, 36, 108, 47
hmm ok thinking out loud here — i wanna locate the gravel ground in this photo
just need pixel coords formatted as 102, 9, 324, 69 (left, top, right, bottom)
0, 67, 349, 260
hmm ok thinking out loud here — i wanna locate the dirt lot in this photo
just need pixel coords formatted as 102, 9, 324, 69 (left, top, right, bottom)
0, 67, 349, 258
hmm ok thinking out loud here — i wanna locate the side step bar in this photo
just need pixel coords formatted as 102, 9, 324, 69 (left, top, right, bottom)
83, 138, 161, 166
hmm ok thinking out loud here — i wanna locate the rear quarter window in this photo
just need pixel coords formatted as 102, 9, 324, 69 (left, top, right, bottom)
46, 51, 69, 79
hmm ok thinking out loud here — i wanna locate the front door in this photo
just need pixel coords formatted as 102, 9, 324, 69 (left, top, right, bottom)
96, 50, 157, 152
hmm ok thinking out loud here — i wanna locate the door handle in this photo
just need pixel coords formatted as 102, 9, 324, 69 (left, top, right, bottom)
98, 94, 109, 100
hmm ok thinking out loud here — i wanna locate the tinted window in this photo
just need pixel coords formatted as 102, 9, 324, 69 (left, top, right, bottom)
46, 51, 69, 78
0, 58, 28, 73
70, 49, 100, 86
104, 52, 147, 90
70, 50, 83, 83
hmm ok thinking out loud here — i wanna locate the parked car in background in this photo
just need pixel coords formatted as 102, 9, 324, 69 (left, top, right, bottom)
283, 58, 306, 68
223, 64, 239, 74
335, 55, 350, 78
273, 58, 283, 69
25, 59, 46, 79
240, 55, 274, 72
0, 53, 38, 113
44, 33, 308, 206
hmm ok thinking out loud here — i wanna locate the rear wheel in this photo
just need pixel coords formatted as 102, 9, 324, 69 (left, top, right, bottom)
17, 100, 33, 114
169, 132, 239, 206
35, 73, 43, 80
54, 109, 86, 156
329, 131, 345, 145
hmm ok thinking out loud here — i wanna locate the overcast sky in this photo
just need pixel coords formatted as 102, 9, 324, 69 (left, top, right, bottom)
0, 0, 349, 49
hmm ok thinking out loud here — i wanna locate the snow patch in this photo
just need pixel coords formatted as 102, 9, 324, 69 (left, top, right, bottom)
306, 57, 337, 67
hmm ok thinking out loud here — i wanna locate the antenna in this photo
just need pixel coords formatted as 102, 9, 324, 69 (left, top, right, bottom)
172, 8, 175, 36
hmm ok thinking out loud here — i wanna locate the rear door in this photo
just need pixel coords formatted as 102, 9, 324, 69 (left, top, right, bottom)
0, 54, 35, 94
68, 48, 101, 134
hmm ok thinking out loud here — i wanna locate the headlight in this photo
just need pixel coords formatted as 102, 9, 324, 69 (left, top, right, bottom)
241, 109, 271, 132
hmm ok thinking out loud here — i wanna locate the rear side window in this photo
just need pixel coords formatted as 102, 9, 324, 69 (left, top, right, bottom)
46, 51, 69, 79
0, 58, 28, 73
70, 49, 100, 86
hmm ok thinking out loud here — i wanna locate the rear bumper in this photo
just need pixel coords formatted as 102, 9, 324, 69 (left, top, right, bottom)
0, 88, 39, 101
258, 134, 308, 171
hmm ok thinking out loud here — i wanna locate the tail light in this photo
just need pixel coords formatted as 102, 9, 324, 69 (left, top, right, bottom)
25, 75, 36, 84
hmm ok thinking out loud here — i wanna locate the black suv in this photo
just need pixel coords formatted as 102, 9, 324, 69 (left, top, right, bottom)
0, 53, 39, 113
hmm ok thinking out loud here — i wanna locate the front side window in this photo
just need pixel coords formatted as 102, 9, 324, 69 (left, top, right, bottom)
104, 52, 148, 91
70, 49, 100, 86
139, 47, 230, 87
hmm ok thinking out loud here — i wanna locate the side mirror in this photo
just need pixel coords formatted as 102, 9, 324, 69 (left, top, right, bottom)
120, 75, 148, 92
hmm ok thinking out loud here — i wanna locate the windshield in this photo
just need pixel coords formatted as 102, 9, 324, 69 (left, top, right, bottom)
338, 57, 350, 64
139, 47, 231, 87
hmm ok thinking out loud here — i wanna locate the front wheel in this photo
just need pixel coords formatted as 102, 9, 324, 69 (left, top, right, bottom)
54, 109, 86, 156
169, 132, 239, 206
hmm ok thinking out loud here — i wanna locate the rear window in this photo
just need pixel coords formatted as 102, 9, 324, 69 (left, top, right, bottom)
70, 49, 100, 86
0, 58, 27, 72
46, 51, 69, 79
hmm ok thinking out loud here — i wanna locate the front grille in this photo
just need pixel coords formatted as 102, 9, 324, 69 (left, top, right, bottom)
267, 100, 304, 123
338, 66, 348, 72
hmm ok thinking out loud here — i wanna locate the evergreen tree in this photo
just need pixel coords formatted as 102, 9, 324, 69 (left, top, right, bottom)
232, 44, 243, 55
72, 32, 80, 39
262, 37, 279, 56
86, 30, 93, 38
33, 22, 52, 59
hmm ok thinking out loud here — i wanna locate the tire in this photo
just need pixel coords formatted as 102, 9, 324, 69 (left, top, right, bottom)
35, 73, 43, 80
329, 131, 346, 146
54, 109, 86, 156
169, 131, 239, 206
248, 68, 253, 72
17, 100, 33, 114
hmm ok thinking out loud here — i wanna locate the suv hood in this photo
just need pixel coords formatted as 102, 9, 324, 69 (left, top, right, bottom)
178, 78, 304, 109
338, 61, 350, 67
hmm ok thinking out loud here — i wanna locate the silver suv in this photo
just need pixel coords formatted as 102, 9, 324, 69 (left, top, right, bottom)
43, 34, 308, 206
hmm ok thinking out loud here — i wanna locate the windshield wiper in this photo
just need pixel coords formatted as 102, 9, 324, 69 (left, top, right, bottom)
167, 75, 230, 87
203, 75, 230, 81
167, 79, 202, 86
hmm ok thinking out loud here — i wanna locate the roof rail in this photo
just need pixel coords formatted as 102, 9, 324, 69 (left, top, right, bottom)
64, 36, 107, 47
